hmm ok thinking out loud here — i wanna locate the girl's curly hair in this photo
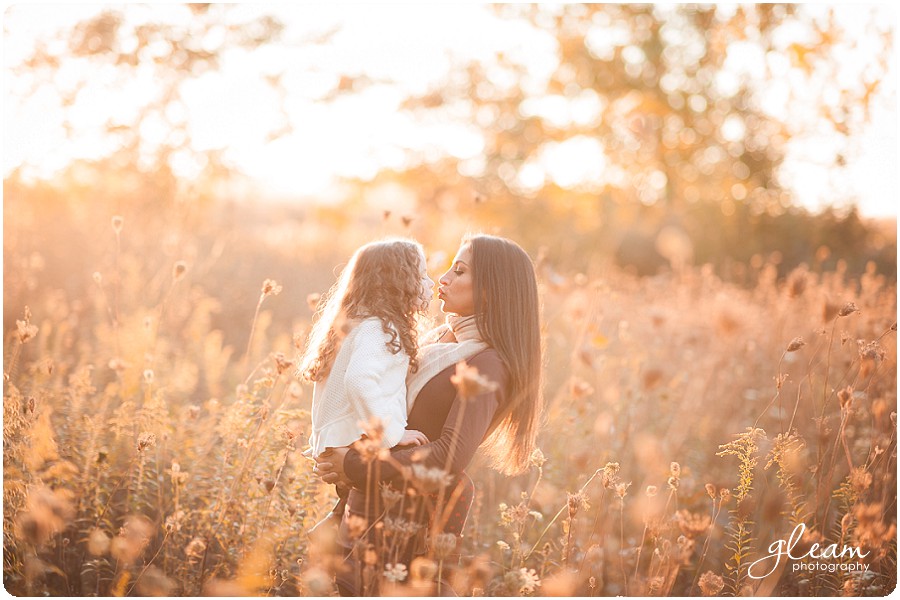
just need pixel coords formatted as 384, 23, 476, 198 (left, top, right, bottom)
298, 238, 428, 382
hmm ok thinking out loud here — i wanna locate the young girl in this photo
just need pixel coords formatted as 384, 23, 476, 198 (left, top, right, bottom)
298, 238, 434, 522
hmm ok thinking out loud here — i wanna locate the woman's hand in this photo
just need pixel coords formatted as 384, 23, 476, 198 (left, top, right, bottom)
314, 446, 352, 487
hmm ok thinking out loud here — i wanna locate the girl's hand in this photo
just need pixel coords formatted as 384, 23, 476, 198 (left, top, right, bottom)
398, 429, 429, 447
314, 446, 352, 487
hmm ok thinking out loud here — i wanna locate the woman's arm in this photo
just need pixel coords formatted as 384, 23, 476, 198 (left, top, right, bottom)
339, 351, 506, 490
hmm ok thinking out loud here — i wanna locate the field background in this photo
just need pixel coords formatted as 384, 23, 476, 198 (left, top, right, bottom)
3, 4, 898, 597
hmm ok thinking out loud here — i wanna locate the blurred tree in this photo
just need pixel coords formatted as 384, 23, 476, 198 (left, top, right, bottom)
393, 4, 895, 278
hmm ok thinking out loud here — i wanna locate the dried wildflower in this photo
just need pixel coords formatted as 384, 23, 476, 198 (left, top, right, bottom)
529, 448, 546, 469
786, 336, 806, 352
838, 386, 854, 410
719, 488, 731, 504
838, 302, 860, 317
646, 485, 659, 497
169, 461, 188, 486
184, 537, 206, 560
165, 510, 186, 532
600, 462, 620, 488
431, 533, 458, 559
676, 509, 711, 539
857, 340, 885, 361
698, 571, 725, 596
383, 516, 421, 540
450, 361, 499, 398
16, 306, 38, 344
143, 369, 154, 384
566, 491, 590, 517
670, 462, 681, 478
383, 563, 408, 583
496, 540, 510, 551
92, 271, 103, 285
380, 484, 403, 509
502, 567, 541, 595
271, 352, 295, 375
111, 215, 124, 234
850, 467, 873, 493
667, 476, 680, 491
408, 464, 453, 494
261, 279, 282, 297
172, 261, 187, 281
500, 501, 531, 526
614, 481, 631, 499
137, 432, 156, 453
705, 483, 717, 499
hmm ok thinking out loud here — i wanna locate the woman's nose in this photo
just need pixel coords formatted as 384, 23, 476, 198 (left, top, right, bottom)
438, 272, 450, 286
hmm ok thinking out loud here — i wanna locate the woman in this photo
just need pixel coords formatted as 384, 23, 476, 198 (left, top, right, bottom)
315, 234, 542, 596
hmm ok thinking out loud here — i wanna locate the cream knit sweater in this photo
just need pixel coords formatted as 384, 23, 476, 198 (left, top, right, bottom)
308, 317, 408, 458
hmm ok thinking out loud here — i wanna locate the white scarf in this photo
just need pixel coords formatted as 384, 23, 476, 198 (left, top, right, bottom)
406, 315, 488, 412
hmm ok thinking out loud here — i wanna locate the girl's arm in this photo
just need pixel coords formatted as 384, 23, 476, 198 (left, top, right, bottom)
343, 319, 409, 448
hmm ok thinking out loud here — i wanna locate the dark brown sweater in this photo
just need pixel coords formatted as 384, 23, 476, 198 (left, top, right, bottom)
343, 348, 508, 506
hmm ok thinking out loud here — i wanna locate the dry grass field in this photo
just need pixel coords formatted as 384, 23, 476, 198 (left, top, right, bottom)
3, 194, 896, 597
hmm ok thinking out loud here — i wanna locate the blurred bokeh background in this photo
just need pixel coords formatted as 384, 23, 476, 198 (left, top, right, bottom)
3, 4, 897, 597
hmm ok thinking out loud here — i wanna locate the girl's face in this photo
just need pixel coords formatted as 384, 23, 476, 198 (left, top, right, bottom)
438, 244, 475, 316
418, 250, 435, 310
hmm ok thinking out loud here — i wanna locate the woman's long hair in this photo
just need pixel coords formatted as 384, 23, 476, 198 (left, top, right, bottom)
298, 238, 426, 382
467, 234, 543, 476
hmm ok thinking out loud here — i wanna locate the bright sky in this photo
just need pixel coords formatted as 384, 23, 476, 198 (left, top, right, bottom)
2, 3, 897, 218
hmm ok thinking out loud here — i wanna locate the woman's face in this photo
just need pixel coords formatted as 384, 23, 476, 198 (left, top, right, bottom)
438, 244, 475, 316
418, 250, 435, 310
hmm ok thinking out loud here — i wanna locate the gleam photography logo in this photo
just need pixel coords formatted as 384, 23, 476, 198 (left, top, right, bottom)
747, 523, 870, 579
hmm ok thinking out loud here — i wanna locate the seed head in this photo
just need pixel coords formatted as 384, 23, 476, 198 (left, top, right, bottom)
137, 432, 156, 453
260, 279, 282, 297
383, 563, 408, 583
670, 462, 681, 478
705, 483, 717, 499
645, 485, 658, 497
786, 336, 806, 352
614, 481, 631, 499
838, 386, 854, 410
380, 484, 403, 509
430, 533, 458, 559
838, 302, 860, 317
529, 448, 547, 469
698, 571, 725, 596
111, 215, 124, 234
450, 361, 499, 398
16, 306, 38, 344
